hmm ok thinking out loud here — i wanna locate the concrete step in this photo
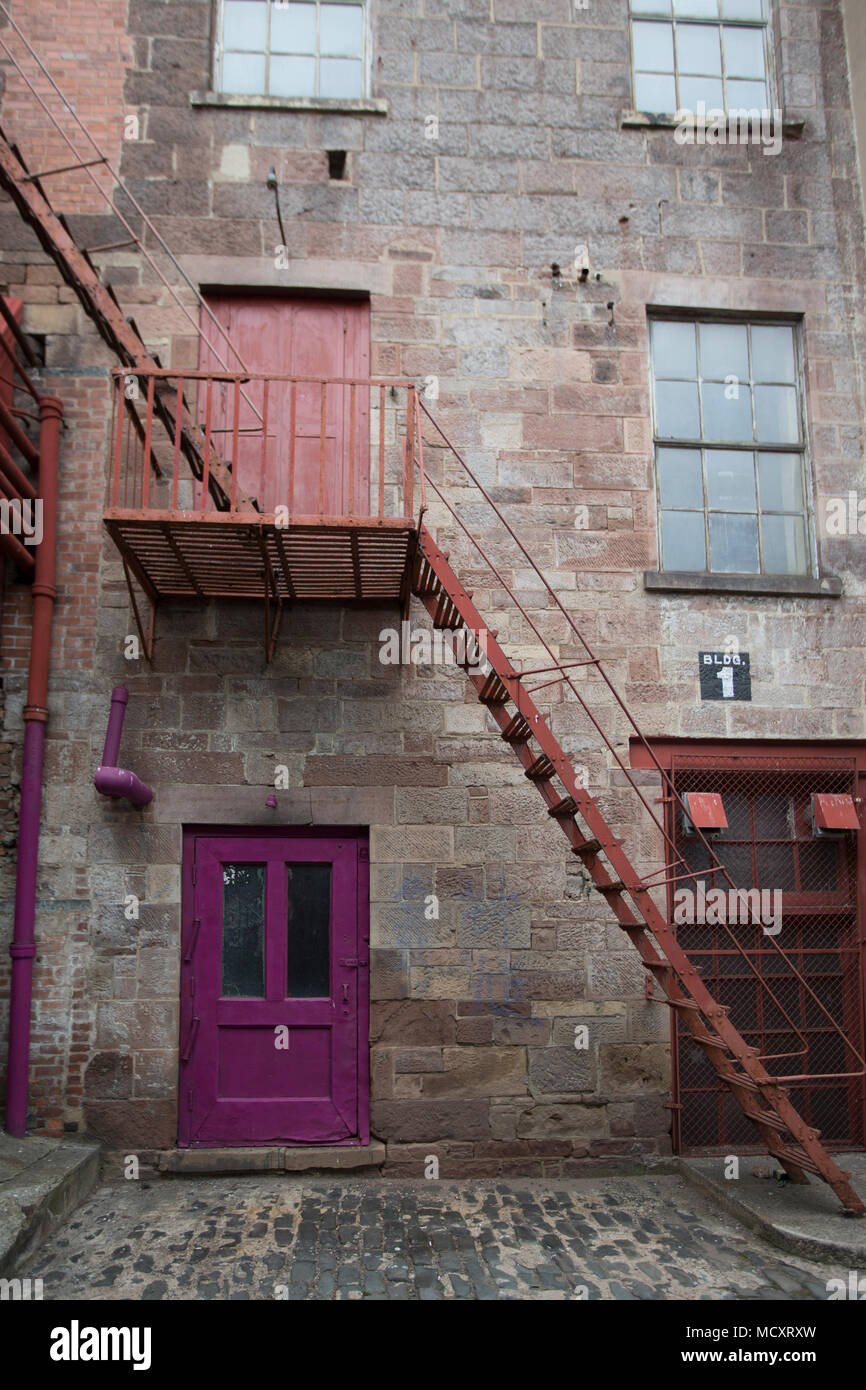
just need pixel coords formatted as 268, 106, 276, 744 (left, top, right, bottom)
0, 1133, 102, 1276
158, 1143, 386, 1175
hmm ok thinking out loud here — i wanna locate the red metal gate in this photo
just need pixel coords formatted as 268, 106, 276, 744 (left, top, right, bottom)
669, 756, 866, 1154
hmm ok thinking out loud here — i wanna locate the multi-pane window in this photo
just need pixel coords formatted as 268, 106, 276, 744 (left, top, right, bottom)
650, 318, 812, 577
630, 0, 770, 116
217, 0, 366, 100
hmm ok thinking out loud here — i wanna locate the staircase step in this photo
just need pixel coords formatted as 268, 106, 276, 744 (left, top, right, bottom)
742, 1107, 790, 1134
525, 755, 555, 781
501, 714, 532, 744
595, 879, 626, 895
479, 673, 509, 705
548, 796, 578, 818
714, 1068, 760, 1091
767, 1145, 822, 1177
571, 838, 601, 857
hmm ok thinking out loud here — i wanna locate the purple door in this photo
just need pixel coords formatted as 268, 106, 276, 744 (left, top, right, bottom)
178, 829, 369, 1147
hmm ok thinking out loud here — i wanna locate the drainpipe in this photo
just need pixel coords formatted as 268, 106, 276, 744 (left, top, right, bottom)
93, 686, 153, 808
4, 393, 62, 1137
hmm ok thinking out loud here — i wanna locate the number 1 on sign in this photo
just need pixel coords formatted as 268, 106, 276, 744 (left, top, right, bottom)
717, 667, 735, 698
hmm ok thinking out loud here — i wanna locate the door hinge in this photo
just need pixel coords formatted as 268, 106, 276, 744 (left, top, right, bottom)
339, 956, 368, 968
187, 1089, 194, 1111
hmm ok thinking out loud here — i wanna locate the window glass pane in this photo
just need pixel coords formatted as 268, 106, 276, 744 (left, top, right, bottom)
632, 0, 672, 12
709, 512, 760, 571
320, 57, 363, 97
698, 321, 749, 381
757, 452, 803, 511
662, 510, 707, 569
706, 449, 756, 509
222, 863, 265, 998
658, 447, 704, 507
286, 863, 331, 997
676, 24, 722, 74
651, 319, 697, 378
223, 0, 268, 50
761, 514, 808, 575
722, 26, 765, 78
270, 54, 316, 96
754, 385, 799, 443
701, 381, 753, 441
675, 0, 719, 15
725, 78, 767, 110
221, 50, 267, 94
721, 0, 764, 18
633, 21, 675, 72
271, 3, 317, 54
634, 72, 678, 112
679, 76, 724, 112
320, 3, 364, 56
751, 325, 796, 382
656, 379, 701, 438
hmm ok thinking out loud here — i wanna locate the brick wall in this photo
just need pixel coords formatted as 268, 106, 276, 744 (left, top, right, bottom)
0, 0, 864, 1171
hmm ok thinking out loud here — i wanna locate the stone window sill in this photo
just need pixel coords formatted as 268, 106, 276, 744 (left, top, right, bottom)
190, 91, 388, 116
621, 110, 805, 139
644, 571, 841, 598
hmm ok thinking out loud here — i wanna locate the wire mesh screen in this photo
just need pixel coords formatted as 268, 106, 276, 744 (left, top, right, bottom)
670, 756, 865, 1155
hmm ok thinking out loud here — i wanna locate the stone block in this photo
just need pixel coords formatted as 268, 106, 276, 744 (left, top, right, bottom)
598, 1044, 671, 1097
528, 1047, 596, 1094
421, 1046, 526, 1099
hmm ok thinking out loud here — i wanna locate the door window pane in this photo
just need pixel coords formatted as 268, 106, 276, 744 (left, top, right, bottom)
662, 510, 707, 569
222, 863, 265, 997
708, 512, 759, 571
286, 863, 332, 997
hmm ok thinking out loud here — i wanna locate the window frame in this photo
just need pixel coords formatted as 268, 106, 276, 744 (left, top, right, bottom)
648, 311, 818, 581
214, 0, 371, 103
627, 0, 776, 120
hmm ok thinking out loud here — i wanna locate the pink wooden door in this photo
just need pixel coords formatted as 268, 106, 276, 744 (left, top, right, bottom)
198, 295, 370, 515
178, 829, 370, 1147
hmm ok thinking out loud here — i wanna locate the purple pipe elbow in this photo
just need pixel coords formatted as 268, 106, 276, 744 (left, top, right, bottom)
94, 764, 153, 808
94, 685, 153, 807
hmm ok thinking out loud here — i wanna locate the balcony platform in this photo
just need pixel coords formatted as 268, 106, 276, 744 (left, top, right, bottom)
104, 509, 417, 605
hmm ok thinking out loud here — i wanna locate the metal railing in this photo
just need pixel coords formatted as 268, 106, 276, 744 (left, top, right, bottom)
107, 369, 425, 523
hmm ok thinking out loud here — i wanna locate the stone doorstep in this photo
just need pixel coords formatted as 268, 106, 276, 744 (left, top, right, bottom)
157, 1143, 387, 1175
0, 1133, 103, 1276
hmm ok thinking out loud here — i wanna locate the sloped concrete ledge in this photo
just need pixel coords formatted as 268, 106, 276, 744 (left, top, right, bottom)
679, 1153, 866, 1266
0, 1133, 102, 1275
158, 1144, 387, 1175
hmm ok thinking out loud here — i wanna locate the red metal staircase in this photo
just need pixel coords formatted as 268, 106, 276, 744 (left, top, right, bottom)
411, 409, 866, 1218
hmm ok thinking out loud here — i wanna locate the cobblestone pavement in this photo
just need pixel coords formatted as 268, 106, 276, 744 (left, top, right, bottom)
24, 1174, 841, 1300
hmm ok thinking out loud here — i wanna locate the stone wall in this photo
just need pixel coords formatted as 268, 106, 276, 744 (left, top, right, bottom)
0, 0, 863, 1171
